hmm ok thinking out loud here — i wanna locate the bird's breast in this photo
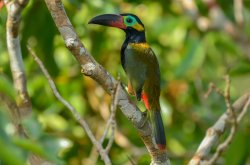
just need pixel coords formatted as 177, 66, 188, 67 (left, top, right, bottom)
123, 44, 147, 81
129, 42, 150, 50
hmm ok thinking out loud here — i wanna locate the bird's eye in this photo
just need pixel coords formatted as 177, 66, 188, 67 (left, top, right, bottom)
126, 17, 133, 23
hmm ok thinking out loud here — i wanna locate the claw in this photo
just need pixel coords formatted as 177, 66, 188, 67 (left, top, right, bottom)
127, 81, 135, 95
136, 92, 141, 101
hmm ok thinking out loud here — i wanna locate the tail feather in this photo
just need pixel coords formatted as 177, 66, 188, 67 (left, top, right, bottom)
149, 110, 166, 150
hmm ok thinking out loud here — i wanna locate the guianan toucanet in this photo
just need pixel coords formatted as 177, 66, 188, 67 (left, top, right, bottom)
89, 13, 166, 150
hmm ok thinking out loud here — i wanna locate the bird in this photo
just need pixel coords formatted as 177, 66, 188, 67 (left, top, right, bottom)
89, 13, 166, 150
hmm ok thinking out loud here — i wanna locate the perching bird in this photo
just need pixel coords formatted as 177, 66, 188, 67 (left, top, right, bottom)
89, 13, 166, 150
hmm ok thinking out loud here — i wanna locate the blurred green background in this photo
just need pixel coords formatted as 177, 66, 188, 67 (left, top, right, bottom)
1, 0, 250, 164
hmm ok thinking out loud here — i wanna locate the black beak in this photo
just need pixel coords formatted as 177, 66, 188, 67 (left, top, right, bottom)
88, 14, 126, 29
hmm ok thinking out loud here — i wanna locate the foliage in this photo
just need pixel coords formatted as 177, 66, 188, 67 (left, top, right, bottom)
1, 0, 250, 164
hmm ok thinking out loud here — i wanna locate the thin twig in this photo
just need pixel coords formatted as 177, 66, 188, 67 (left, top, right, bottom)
98, 80, 119, 155
224, 75, 231, 112
127, 155, 137, 165
223, 76, 237, 126
100, 120, 112, 144
203, 76, 237, 165
189, 76, 250, 165
100, 81, 119, 145
105, 81, 120, 153
205, 95, 250, 165
189, 93, 250, 165
27, 45, 112, 165
205, 125, 236, 165
204, 82, 223, 98
236, 95, 250, 123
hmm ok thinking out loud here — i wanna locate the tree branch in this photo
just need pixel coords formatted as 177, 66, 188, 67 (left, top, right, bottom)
5, 1, 55, 164
188, 78, 250, 165
5, 0, 32, 117
101, 81, 119, 153
43, 0, 170, 164
27, 45, 112, 165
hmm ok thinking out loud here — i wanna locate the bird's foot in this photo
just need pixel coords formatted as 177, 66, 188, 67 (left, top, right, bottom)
127, 82, 135, 96
127, 88, 135, 96
136, 93, 141, 101
136, 89, 142, 101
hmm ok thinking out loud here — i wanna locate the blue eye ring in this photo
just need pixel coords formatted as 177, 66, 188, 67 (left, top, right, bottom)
124, 16, 136, 25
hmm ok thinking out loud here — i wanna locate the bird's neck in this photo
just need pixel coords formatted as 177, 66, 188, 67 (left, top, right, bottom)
121, 31, 146, 69
125, 31, 146, 43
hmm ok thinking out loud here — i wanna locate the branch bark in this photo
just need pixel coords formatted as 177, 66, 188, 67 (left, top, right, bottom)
28, 45, 112, 165
43, 0, 170, 164
188, 92, 250, 165
5, 1, 52, 164
5, 0, 32, 118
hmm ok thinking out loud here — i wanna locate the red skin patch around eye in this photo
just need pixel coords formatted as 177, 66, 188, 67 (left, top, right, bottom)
110, 17, 126, 29
141, 92, 149, 110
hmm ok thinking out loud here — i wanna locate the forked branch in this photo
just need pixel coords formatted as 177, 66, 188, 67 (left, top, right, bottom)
189, 76, 250, 165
